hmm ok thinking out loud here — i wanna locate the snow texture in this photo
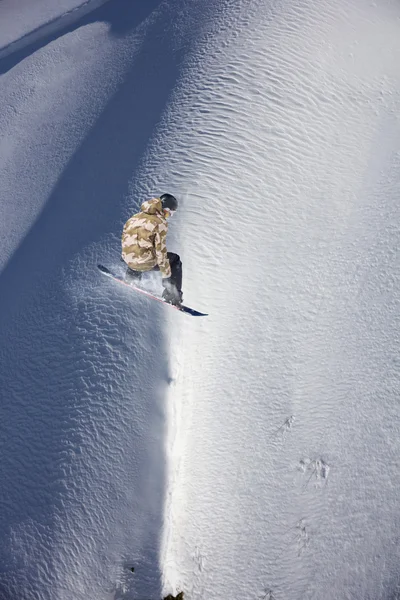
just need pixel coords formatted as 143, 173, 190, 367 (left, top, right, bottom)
0, 0, 399, 599
0, 0, 110, 56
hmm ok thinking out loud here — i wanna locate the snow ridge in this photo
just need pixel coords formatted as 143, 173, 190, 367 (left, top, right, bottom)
0, 0, 109, 58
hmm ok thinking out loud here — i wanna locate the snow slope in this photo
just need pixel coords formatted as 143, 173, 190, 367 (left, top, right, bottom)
0, 0, 110, 56
0, 1, 203, 598
0, 0, 400, 599
159, 2, 400, 598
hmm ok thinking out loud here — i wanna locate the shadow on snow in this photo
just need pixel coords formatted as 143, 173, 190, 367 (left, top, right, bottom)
0, 0, 162, 74
0, 0, 181, 598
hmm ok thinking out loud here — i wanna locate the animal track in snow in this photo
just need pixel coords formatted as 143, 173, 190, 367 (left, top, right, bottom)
193, 546, 205, 572
259, 588, 276, 600
299, 458, 330, 489
295, 519, 310, 556
278, 518, 311, 561
271, 415, 295, 439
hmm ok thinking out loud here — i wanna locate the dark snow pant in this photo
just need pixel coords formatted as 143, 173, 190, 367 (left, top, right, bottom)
125, 252, 182, 292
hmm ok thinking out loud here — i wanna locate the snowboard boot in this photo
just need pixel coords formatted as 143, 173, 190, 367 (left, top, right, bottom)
162, 287, 183, 307
125, 267, 142, 285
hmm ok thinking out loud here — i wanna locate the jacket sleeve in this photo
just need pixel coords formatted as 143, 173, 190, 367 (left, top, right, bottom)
154, 222, 171, 278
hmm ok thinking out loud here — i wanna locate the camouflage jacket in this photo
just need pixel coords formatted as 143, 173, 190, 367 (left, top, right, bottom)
121, 198, 171, 278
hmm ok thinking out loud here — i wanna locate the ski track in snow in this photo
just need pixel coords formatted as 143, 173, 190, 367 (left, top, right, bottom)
0, 0, 400, 599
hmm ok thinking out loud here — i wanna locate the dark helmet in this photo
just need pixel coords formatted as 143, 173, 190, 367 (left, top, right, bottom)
160, 193, 178, 212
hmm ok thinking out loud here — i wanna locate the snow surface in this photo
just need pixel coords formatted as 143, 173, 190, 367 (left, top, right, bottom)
0, 0, 400, 599
0, 0, 109, 56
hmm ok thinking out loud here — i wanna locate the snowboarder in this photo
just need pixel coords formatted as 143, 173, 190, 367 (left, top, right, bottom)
121, 194, 183, 306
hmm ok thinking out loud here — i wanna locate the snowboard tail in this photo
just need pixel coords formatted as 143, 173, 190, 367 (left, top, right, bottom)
97, 264, 208, 317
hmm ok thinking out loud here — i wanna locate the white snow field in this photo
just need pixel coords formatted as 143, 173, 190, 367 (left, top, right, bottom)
0, 0, 400, 599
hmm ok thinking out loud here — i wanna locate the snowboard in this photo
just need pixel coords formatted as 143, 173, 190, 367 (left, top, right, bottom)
97, 264, 208, 317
